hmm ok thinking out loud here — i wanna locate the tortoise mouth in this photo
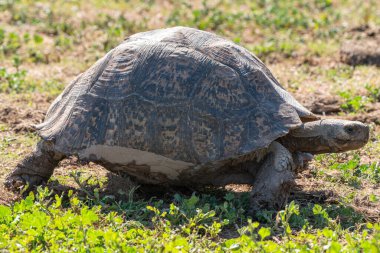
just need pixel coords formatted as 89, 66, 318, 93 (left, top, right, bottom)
333, 137, 350, 144
332, 137, 368, 152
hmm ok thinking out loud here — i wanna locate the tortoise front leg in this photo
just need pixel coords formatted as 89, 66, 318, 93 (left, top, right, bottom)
4, 141, 65, 191
292, 151, 313, 173
249, 141, 296, 210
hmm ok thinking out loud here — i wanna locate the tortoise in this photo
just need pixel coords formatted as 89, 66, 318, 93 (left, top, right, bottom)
5, 27, 369, 208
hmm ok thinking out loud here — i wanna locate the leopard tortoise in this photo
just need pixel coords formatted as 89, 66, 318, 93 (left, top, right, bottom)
5, 27, 369, 208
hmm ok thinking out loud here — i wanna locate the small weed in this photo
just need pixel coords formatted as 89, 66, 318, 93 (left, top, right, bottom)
28, 49, 46, 63
307, 39, 338, 57
54, 34, 73, 49
4, 188, 376, 252
277, 201, 300, 237
166, 0, 247, 34
173, 192, 248, 226
318, 154, 380, 185
365, 83, 380, 102
325, 66, 354, 81
0, 31, 22, 55
250, 0, 339, 33
0, 132, 37, 162
369, 194, 379, 203
0, 67, 27, 93
0, 67, 64, 94
251, 37, 297, 58
339, 91, 367, 113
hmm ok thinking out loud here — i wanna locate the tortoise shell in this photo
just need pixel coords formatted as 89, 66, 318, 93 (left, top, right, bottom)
37, 26, 317, 166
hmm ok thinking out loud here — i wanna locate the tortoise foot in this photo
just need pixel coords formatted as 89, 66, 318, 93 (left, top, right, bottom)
4, 172, 47, 191
249, 142, 295, 212
4, 141, 64, 192
292, 152, 313, 173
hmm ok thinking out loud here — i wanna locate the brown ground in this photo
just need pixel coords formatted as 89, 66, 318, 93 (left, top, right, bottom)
294, 174, 380, 223
0, 95, 50, 133
0, 186, 19, 206
340, 25, 380, 66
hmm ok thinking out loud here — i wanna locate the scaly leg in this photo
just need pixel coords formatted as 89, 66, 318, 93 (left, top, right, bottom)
250, 141, 296, 210
4, 141, 65, 191
292, 151, 313, 173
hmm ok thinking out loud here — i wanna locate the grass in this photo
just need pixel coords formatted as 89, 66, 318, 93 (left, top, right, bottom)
0, 128, 37, 162
338, 82, 380, 113
1, 186, 379, 252
0, 0, 380, 251
0, 65, 64, 95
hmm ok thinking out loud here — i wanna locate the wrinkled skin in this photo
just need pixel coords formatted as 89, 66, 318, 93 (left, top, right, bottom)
280, 119, 370, 154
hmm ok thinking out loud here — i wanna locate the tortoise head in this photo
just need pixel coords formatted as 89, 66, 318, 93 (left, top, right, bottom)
319, 119, 370, 152
282, 119, 370, 154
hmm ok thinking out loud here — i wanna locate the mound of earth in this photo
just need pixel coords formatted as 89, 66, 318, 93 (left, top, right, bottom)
0, 96, 48, 133
340, 25, 380, 66
297, 93, 342, 115
0, 106, 45, 133
347, 103, 380, 125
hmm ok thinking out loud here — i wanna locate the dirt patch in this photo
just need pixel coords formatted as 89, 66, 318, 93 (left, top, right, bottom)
298, 92, 380, 125
0, 186, 19, 206
225, 184, 252, 193
294, 172, 380, 223
0, 106, 45, 132
0, 94, 50, 133
302, 93, 342, 115
342, 102, 380, 125
340, 25, 380, 66
347, 109, 380, 125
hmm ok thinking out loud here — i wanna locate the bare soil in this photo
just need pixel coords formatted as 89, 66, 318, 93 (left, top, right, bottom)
294, 173, 380, 223
0, 95, 50, 133
340, 25, 380, 66
0, 186, 19, 206
302, 93, 342, 115
347, 103, 380, 125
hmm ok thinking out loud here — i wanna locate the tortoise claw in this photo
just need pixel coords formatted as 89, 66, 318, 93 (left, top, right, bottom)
4, 140, 64, 192
4, 175, 25, 190
293, 152, 314, 173
4, 173, 46, 192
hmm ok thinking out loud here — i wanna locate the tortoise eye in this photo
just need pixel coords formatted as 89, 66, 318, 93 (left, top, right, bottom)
345, 126, 354, 134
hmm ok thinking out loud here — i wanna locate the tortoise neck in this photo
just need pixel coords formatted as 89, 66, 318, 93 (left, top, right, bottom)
279, 134, 331, 154
279, 121, 332, 154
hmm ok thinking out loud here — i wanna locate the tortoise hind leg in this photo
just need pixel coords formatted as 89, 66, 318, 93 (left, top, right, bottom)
249, 141, 296, 210
4, 140, 65, 191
